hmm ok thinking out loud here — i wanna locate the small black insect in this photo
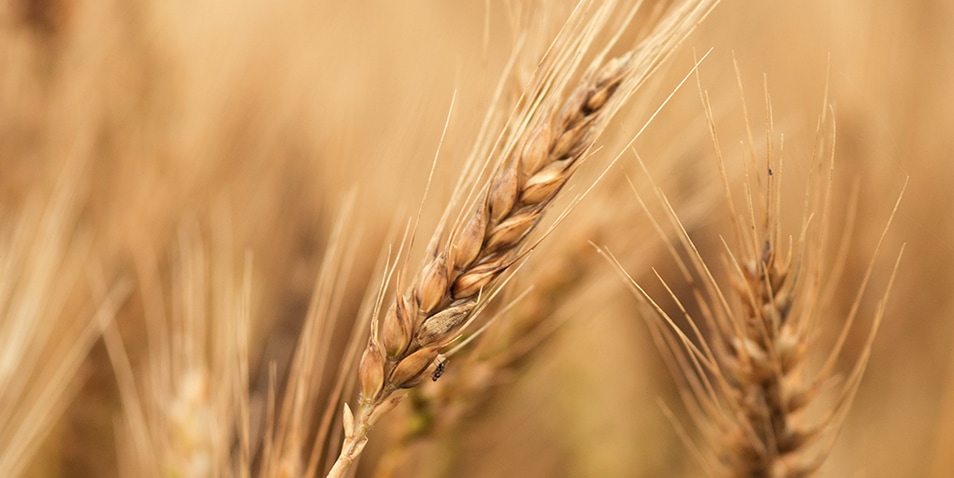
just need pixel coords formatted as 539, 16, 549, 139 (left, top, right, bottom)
432, 358, 447, 382
768, 167, 774, 176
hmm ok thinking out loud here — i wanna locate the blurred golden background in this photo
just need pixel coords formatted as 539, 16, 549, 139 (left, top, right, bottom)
1, 0, 951, 476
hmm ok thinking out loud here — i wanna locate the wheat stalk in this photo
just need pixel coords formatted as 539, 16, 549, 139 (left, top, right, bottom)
100, 217, 252, 478
259, 195, 377, 478
330, 46, 633, 478
368, 220, 601, 475
600, 69, 906, 477
0, 158, 126, 477
327, 1, 721, 475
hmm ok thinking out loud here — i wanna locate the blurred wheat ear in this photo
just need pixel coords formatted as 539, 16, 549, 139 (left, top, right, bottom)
600, 69, 906, 477
100, 215, 253, 478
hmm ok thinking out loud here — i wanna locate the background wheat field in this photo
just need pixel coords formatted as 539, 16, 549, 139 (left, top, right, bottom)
1, 0, 952, 477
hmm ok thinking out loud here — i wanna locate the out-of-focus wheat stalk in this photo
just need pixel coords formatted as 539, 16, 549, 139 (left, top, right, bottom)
602, 71, 906, 476
260, 196, 378, 478
0, 159, 124, 476
100, 216, 252, 478
99, 198, 387, 478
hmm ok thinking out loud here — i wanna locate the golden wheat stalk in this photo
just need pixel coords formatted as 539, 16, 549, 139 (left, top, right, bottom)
328, 1, 719, 475
331, 49, 632, 478
368, 221, 599, 475
601, 71, 906, 476
371, 182, 672, 475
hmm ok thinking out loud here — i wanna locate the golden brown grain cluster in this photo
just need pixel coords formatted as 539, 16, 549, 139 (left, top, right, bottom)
328, 0, 728, 471
367, 52, 631, 392
719, 238, 816, 476
332, 48, 636, 478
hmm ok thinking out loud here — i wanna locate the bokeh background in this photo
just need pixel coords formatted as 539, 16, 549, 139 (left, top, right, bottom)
1, 0, 951, 476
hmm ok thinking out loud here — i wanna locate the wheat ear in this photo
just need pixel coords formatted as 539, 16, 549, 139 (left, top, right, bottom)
326, 49, 633, 478
602, 72, 905, 476
326, 0, 721, 473
100, 219, 252, 478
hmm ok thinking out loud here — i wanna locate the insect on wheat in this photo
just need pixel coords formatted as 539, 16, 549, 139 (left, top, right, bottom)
431, 355, 447, 382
